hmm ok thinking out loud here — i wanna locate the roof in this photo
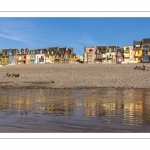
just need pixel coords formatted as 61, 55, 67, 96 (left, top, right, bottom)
107, 46, 120, 48
133, 40, 142, 45
96, 46, 107, 49
142, 38, 150, 45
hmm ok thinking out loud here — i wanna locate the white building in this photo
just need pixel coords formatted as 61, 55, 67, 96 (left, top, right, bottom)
124, 45, 133, 63
35, 49, 46, 64
106, 46, 118, 64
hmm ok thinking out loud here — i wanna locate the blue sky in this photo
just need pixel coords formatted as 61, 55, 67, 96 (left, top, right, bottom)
0, 18, 150, 55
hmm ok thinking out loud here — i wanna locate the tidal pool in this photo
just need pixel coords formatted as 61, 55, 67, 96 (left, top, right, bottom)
0, 88, 150, 132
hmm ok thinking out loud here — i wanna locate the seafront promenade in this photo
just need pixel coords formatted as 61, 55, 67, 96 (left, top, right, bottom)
0, 63, 150, 89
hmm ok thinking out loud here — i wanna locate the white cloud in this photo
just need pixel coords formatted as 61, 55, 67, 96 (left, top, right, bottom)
0, 20, 34, 44
78, 33, 106, 46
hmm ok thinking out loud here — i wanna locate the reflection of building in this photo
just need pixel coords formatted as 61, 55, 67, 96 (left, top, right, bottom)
142, 90, 150, 123
82, 89, 122, 117
123, 89, 144, 125
45, 100, 75, 115
0, 94, 9, 110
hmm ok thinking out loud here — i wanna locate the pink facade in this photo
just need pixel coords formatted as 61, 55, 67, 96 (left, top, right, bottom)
84, 47, 96, 64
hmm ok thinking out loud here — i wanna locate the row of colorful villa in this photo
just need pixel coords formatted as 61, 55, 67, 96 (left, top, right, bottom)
0, 46, 82, 66
84, 38, 150, 64
0, 38, 150, 65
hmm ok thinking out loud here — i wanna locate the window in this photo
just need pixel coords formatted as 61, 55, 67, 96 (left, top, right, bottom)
89, 49, 93, 53
97, 54, 101, 58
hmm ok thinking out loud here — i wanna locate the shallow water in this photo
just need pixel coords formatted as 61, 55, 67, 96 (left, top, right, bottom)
0, 88, 150, 132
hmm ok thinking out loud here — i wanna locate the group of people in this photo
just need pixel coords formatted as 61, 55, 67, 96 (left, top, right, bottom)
134, 65, 148, 71
6, 73, 19, 77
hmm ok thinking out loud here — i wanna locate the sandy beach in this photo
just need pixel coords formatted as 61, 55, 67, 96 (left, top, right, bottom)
0, 63, 150, 89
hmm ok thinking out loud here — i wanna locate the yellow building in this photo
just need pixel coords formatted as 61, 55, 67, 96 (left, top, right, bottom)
132, 40, 142, 63
26, 54, 31, 64
45, 47, 56, 63
1, 56, 9, 66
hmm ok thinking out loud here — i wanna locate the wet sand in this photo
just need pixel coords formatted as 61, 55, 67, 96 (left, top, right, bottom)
0, 88, 150, 132
1, 64, 150, 132
0, 63, 150, 89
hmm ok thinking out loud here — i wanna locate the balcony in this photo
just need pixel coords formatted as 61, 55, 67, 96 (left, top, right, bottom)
133, 47, 142, 50
124, 54, 130, 58
135, 53, 139, 57
135, 54, 142, 57
107, 56, 113, 59
124, 50, 130, 53
30, 58, 35, 60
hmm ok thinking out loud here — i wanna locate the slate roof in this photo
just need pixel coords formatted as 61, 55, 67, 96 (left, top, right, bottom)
96, 46, 107, 53
133, 40, 142, 45
108, 46, 120, 48
142, 38, 150, 45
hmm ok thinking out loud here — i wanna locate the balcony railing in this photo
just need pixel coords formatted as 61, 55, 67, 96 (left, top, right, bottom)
30, 58, 35, 60
124, 50, 130, 53
124, 54, 130, 58
107, 56, 113, 59
133, 47, 142, 50
135, 54, 139, 57
135, 54, 142, 57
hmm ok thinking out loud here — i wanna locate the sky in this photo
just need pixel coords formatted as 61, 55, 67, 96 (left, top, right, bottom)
0, 17, 150, 55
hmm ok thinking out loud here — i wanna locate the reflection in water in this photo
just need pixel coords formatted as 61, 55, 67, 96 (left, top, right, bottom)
0, 88, 150, 132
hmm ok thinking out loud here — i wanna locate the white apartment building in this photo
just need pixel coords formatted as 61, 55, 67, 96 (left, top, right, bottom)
124, 45, 133, 63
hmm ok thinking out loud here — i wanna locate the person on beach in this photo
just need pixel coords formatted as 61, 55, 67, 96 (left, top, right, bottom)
138, 65, 141, 70
141, 65, 145, 70
134, 66, 138, 69
145, 66, 148, 71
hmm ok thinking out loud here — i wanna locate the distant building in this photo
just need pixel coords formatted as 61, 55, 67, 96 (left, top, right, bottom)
141, 38, 150, 63
116, 48, 124, 64
133, 40, 142, 63
95, 46, 107, 63
45, 47, 57, 63
16, 48, 30, 65
29, 49, 36, 64
35, 49, 46, 64
106, 46, 119, 63
123, 45, 133, 63
83, 46, 96, 64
